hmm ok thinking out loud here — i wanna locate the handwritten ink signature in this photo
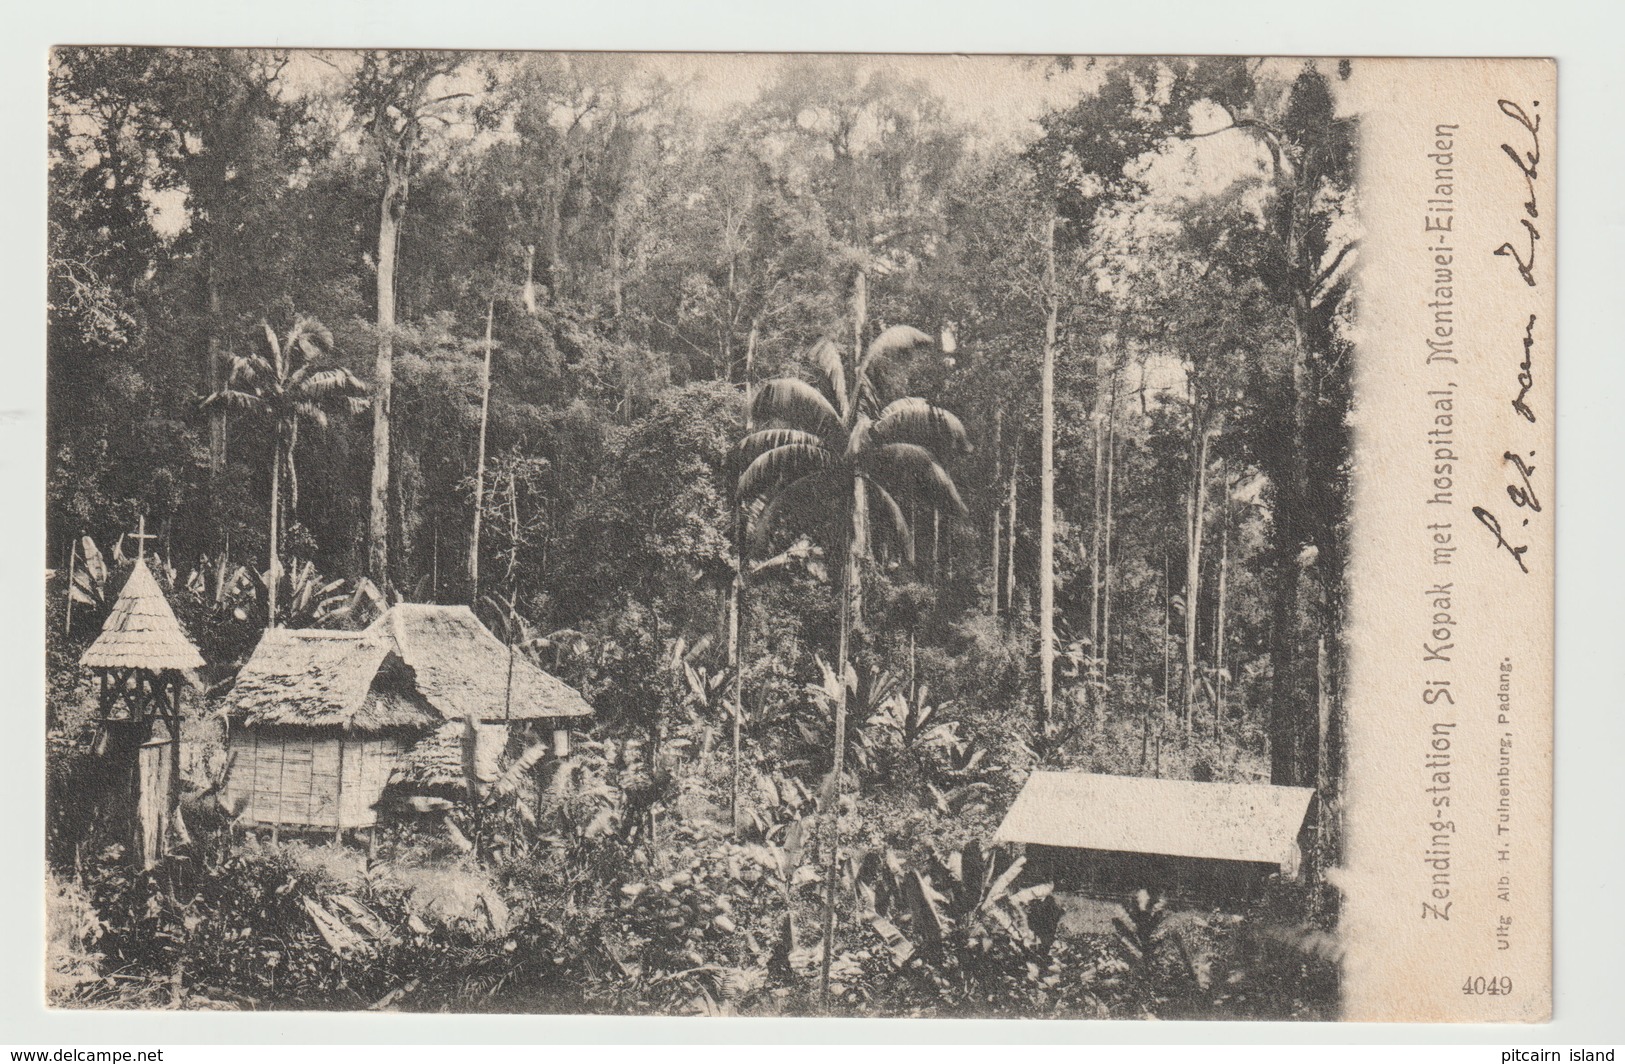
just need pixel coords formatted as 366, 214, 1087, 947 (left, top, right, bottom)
1473, 504, 1530, 574
1511, 313, 1537, 424
1475, 99, 1544, 575
1472, 448, 1541, 574
1492, 99, 1541, 287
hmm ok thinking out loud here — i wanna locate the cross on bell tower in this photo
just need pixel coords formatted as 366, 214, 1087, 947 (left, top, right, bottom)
79, 518, 204, 867
126, 513, 158, 561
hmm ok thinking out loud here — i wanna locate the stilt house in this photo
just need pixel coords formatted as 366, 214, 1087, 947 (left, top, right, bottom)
219, 604, 593, 835
219, 629, 437, 836
993, 771, 1316, 903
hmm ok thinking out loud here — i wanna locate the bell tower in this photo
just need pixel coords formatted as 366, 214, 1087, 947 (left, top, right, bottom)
78, 519, 204, 867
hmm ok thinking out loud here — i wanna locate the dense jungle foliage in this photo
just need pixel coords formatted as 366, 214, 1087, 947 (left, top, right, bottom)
46, 50, 1356, 1017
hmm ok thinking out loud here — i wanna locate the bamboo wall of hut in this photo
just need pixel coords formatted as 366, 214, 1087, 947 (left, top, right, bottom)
223, 728, 403, 831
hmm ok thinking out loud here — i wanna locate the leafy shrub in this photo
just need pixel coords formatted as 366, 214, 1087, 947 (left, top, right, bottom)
46, 872, 107, 1004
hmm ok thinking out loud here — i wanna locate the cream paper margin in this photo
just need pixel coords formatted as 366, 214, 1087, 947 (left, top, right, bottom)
1342, 57, 1555, 1023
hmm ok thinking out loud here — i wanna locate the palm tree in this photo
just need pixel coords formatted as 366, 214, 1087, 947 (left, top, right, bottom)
202, 317, 367, 625
737, 321, 968, 1004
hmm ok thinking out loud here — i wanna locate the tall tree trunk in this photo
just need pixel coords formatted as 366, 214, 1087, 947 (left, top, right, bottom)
1214, 462, 1230, 741
1101, 369, 1119, 681
204, 261, 231, 567
1158, 550, 1172, 775
723, 223, 737, 382
1267, 536, 1304, 785
63, 538, 76, 638
1266, 336, 1315, 785
268, 441, 282, 626
613, 209, 633, 424
369, 164, 405, 588
1089, 373, 1105, 724
205, 264, 227, 475
1183, 409, 1212, 733
1316, 635, 1331, 801
1268, 172, 1319, 788
990, 411, 1003, 619
285, 417, 303, 532
468, 298, 495, 603
644, 607, 662, 855
848, 269, 867, 623
726, 571, 743, 835
395, 452, 414, 588
1038, 213, 1058, 733
545, 161, 565, 297
506, 467, 521, 588
1005, 436, 1018, 616
819, 491, 857, 1008
729, 323, 756, 838
522, 244, 538, 316
851, 264, 866, 362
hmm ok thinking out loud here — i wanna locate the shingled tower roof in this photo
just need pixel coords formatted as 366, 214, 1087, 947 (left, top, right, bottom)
79, 558, 205, 672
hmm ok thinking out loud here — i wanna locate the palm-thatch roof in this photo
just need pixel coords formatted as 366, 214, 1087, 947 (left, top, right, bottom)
394, 719, 509, 792
223, 628, 438, 733
375, 604, 593, 723
993, 771, 1315, 870
80, 558, 204, 672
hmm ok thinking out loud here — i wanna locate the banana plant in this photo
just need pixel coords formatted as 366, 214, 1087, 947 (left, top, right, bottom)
1113, 888, 1169, 969
799, 658, 903, 780
865, 682, 947, 749
666, 634, 732, 729
67, 536, 111, 617
279, 559, 345, 626
855, 841, 1061, 969
458, 717, 560, 862
184, 553, 256, 620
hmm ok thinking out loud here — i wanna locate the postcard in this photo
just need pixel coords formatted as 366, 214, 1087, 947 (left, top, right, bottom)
45, 51, 1553, 1022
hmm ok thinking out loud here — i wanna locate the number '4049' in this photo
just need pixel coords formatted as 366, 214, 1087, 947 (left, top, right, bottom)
1463, 976, 1513, 995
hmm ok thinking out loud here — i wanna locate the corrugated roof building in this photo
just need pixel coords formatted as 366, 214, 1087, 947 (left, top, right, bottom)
993, 771, 1316, 900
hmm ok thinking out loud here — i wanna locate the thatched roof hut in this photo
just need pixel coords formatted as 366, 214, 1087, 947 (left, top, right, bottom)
220, 629, 438, 835
218, 607, 594, 837
375, 604, 593, 724
224, 628, 437, 733
80, 558, 204, 673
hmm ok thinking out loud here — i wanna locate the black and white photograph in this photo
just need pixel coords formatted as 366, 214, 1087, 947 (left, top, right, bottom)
40, 49, 1554, 1023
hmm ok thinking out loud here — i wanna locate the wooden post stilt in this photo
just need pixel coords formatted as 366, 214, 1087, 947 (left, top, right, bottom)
334, 741, 345, 844
168, 676, 182, 856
